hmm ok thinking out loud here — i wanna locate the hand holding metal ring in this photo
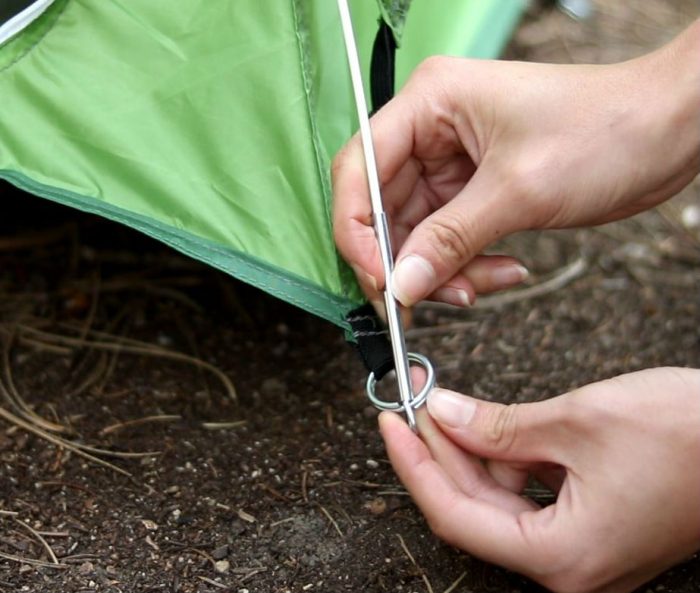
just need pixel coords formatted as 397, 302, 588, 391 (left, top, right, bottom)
366, 353, 436, 416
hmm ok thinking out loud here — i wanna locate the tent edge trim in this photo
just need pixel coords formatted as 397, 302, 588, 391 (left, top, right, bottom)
0, 169, 361, 332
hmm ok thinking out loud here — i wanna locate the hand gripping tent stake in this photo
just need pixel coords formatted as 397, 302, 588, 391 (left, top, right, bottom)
336, 0, 434, 431
0, 0, 523, 410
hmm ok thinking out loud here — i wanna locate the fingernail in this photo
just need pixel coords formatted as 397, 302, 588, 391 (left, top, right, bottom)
490, 264, 529, 288
391, 255, 435, 307
427, 388, 476, 428
432, 287, 472, 308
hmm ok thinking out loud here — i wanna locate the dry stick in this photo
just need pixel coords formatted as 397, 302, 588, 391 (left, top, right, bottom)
318, 505, 343, 538
16, 338, 72, 356
78, 270, 101, 342
99, 415, 182, 436
0, 333, 67, 433
425, 257, 588, 312
201, 421, 247, 430
0, 550, 67, 569
196, 576, 228, 590
0, 405, 131, 477
442, 572, 467, 593
396, 534, 434, 593
0, 353, 159, 459
63, 352, 110, 400
13, 519, 59, 565
18, 325, 237, 402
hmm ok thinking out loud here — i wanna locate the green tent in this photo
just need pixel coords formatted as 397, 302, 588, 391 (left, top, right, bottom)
0, 0, 523, 334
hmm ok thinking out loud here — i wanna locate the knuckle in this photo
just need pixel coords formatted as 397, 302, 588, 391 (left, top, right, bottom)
503, 155, 561, 226
424, 215, 477, 267
484, 403, 520, 452
412, 55, 453, 81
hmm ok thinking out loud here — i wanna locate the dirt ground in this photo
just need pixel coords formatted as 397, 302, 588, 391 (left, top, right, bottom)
1, 1, 699, 592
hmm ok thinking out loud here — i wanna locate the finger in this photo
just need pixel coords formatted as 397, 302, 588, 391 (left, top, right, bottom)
485, 459, 530, 493
416, 410, 538, 514
486, 460, 566, 495
426, 255, 529, 308
426, 388, 570, 464
332, 95, 418, 295
379, 411, 543, 572
391, 165, 528, 307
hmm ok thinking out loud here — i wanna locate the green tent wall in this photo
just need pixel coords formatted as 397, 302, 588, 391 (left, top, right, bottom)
0, 0, 524, 332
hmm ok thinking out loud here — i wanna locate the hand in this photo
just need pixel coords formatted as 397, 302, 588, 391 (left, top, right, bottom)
380, 368, 700, 593
332, 21, 700, 309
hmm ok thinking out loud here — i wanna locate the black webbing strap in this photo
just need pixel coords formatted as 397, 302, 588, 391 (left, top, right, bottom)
369, 20, 397, 114
347, 303, 394, 381
345, 20, 398, 381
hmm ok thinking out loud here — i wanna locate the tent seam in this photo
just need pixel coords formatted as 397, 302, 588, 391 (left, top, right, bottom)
290, 0, 354, 304
0, 170, 356, 329
0, 0, 68, 73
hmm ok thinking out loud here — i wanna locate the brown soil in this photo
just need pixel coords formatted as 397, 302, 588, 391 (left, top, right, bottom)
1, 1, 699, 592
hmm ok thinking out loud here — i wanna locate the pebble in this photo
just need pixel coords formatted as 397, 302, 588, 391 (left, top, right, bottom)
365, 459, 379, 469
211, 545, 229, 560
681, 204, 700, 229
214, 559, 230, 574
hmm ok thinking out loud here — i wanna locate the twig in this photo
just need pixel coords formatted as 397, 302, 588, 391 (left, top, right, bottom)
16, 325, 237, 402
0, 405, 131, 477
426, 257, 588, 311
0, 550, 67, 569
13, 519, 59, 564
318, 505, 343, 538
1, 333, 67, 433
201, 421, 246, 430
196, 576, 228, 589
397, 534, 434, 593
442, 571, 467, 593
99, 415, 181, 436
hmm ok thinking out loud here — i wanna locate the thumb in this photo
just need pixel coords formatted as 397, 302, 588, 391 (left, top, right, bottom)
426, 388, 567, 463
391, 167, 524, 307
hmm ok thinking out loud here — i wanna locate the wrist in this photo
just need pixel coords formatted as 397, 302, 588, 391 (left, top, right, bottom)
640, 20, 700, 178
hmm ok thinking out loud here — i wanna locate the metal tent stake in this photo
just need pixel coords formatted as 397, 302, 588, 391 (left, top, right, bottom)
336, 0, 435, 432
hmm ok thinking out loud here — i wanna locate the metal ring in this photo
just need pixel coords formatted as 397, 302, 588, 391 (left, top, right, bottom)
366, 353, 435, 413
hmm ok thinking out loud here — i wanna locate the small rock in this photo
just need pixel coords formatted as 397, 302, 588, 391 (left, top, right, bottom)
365, 459, 379, 469
211, 545, 229, 560
363, 497, 387, 515
214, 559, 230, 574
140, 519, 158, 531
681, 204, 700, 230
78, 561, 94, 574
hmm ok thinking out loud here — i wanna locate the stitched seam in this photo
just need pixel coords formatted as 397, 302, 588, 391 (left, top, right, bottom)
0, 0, 68, 73
290, 0, 354, 303
0, 170, 356, 328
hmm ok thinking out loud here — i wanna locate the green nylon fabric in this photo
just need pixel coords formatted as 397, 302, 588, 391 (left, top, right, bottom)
0, 0, 523, 331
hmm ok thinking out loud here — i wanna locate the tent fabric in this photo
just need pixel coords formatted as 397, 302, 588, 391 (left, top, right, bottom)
0, 0, 524, 334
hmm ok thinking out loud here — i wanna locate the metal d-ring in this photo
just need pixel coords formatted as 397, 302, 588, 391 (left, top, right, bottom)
366, 353, 436, 416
